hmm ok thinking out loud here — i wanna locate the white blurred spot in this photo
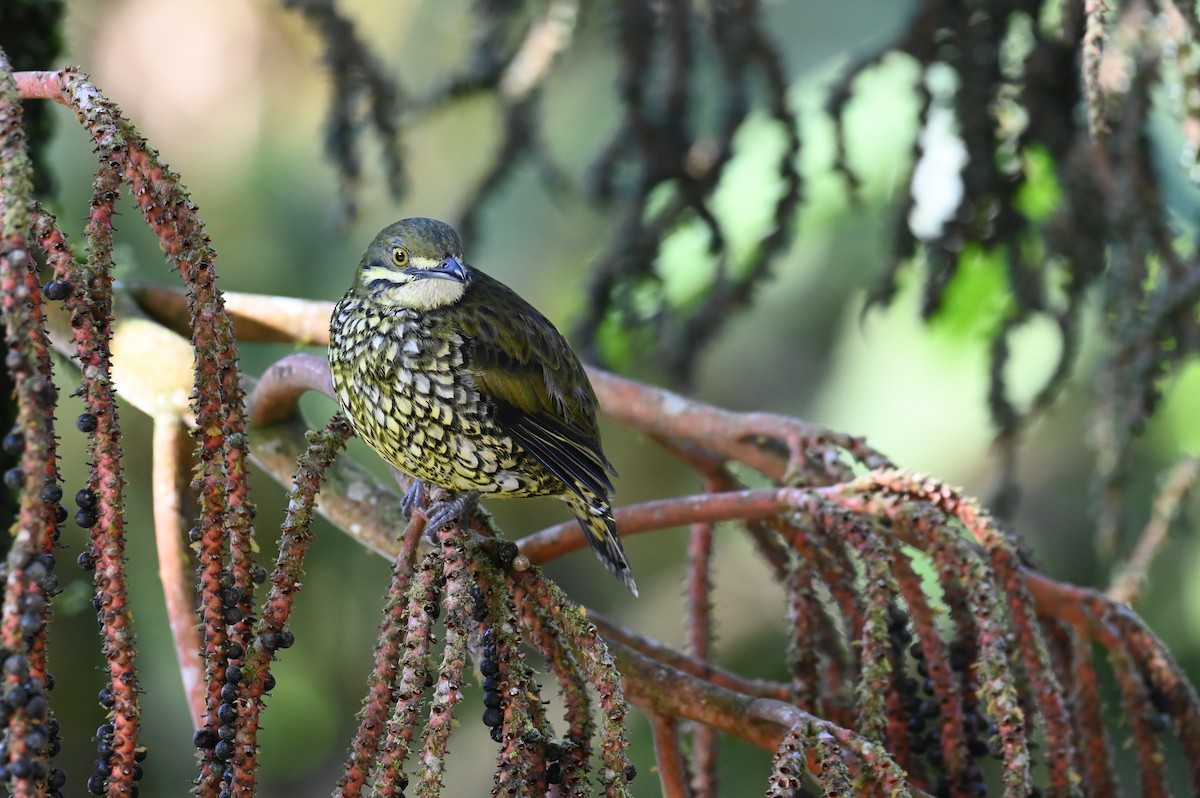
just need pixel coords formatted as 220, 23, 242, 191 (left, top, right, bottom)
908, 106, 967, 241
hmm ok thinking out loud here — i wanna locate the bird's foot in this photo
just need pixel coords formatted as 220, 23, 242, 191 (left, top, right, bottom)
399, 476, 429, 521
423, 490, 481, 544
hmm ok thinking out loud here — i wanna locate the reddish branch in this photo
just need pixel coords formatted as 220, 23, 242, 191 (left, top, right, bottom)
0, 59, 63, 798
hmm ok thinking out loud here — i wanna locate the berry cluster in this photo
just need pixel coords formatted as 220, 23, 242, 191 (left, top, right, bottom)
85, 717, 147, 796
192, 631, 279, 797
0, 653, 65, 796
0, 399, 67, 796
480, 627, 504, 744
885, 605, 1039, 798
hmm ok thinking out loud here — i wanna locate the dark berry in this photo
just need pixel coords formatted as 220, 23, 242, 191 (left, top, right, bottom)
92, 758, 110, 775
193, 729, 217, 749
482, 674, 501, 692
134, 746, 148, 762
483, 691, 502, 708
494, 540, 518, 566
220, 587, 242, 608
19, 613, 42, 635
262, 673, 276, 692
8, 759, 31, 779
96, 740, 113, 758
5, 685, 29, 709
4, 468, 23, 489
24, 726, 47, 752
489, 725, 503, 743
98, 686, 115, 707
48, 767, 67, 789
225, 665, 242, 684
2, 432, 24, 455
75, 489, 96, 509
75, 413, 98, 433
482, 642, 498, 661
226, 642, 244, 660
547, 762, 562, 784
86, 775, 107, 795
24, 693, 47, 720
221, 683, 238, 703
623, 765, 637, 782
223, 607, 244, 625
3, 653, 27, 675
53, 505, 67, 524
217, 724, 236, 741
472, 603, 489, 622
482, 706, 504, 727
36, 571, 58, 594
187, 527, 202, 544
479, 659, 499, 677
74, 508, 98, 528
213, 740, 234, 761
42, 280, 71, 301
250, 564, 268, 584
218, 703, 237, 724
132, 762, 143, 781
40, 484, 63, 503
544, 741, 562, 761
96, 722, 114, 739
276, 630, 294, 649
77, 551, 96, 571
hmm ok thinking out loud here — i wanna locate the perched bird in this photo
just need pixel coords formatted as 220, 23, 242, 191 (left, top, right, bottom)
328, 218, 637, 594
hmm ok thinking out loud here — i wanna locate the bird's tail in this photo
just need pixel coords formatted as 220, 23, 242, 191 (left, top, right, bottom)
566, 494, 638, 596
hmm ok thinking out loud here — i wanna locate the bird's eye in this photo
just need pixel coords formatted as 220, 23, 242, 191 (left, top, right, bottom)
391, 248, 409, 267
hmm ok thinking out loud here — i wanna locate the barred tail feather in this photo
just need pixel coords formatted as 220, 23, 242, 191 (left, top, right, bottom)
566, 495, 638, 596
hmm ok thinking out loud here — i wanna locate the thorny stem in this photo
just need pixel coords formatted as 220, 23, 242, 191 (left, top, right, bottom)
335, 515, 425, 798
416, 523, 472, 798
1108, 454, 1200, 605
236, 416, 353, 795
0, 58, 62, 798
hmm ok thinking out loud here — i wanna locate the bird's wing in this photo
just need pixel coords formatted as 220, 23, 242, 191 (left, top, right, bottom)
456, 273, 616, 499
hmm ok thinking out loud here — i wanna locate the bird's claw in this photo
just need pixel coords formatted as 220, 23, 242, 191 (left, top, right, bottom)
400, 478, 428, 521
422, 491, 481, 544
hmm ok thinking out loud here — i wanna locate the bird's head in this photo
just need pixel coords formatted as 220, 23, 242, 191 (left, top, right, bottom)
352, 218, 471, 309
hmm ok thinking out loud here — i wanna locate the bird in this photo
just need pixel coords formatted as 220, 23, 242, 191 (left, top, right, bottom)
328, 217, 637, 595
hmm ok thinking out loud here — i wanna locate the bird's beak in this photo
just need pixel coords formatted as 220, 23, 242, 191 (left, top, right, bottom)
410, 256, 469, 283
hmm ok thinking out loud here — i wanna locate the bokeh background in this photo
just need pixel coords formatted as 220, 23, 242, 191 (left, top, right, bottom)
11, 0, 1200, 794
